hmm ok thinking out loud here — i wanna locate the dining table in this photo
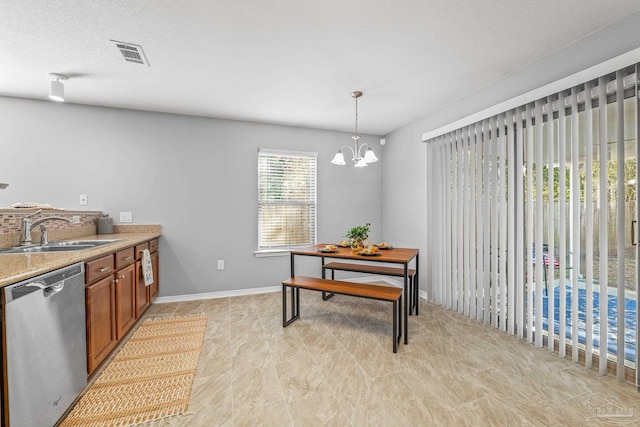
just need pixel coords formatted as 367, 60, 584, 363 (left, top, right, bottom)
289, 244, 419, 344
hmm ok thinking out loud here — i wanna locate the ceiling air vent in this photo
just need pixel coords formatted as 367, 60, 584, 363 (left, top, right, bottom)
110, 40, 150, 66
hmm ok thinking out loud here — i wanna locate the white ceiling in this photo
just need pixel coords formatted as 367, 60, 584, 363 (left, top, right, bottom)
1, 0, 640, 135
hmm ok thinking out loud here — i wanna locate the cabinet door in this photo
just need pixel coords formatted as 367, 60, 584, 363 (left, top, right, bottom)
149, 251, 159, 300
115, 263, 136, 340
86, 275, 117, 375
135, 261, 151, 318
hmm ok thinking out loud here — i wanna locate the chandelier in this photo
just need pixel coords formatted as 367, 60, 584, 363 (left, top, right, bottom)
331, 91, 378, 167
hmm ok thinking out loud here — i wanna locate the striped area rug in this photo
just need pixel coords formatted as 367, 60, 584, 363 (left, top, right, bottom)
60, 314, 208, 427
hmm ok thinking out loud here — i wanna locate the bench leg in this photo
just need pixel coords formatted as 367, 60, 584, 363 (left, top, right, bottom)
415, 256, 420, 315
283, 285, 300, 327
410, 276, 418, 316
322, 269, 335, 300
392, 293, 402, 353
408, 276, 415, 316
322, 291, 335, 300
392, 299, 397, 353
404, 281, 409, 345
399, 293, 403, 348
415, 277, 419, 315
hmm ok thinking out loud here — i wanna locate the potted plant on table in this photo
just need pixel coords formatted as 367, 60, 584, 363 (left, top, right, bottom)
345, 222, 371, 251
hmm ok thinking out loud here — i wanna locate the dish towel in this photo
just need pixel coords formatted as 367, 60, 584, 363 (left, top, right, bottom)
142, 248, 154, 286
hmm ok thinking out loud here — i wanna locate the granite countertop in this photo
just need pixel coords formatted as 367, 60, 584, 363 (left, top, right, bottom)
0, 231, 161, 288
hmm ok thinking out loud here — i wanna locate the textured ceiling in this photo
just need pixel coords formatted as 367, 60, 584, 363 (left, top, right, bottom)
1, 0, 640, 135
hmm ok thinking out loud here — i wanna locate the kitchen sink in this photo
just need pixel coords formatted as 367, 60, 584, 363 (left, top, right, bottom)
0, 239, 122, 254
0, 245, 96, 254
45, 239, 121, 247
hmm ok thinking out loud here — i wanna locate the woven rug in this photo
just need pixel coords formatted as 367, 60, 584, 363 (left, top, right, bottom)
61, 314, 208, 427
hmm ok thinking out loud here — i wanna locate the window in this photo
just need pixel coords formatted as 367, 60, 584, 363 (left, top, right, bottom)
258, 148, 317, 250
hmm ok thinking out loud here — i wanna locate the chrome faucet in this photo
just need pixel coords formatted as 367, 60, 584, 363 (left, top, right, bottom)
21, 211, 72, 246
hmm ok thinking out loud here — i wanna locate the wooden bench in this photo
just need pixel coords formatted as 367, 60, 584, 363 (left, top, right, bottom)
282, 276, 402, 353
322, 262, 418, 315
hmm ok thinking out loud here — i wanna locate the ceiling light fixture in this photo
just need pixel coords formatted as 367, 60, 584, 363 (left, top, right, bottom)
331, 91, 378, 168
48, 73, 67, 102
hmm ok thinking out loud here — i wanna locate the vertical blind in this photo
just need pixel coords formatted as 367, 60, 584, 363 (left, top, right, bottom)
258, 148, 317, 249
426, 64, 639, 384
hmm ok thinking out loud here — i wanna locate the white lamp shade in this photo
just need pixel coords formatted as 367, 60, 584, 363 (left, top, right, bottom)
354, 157, 368, 167
364, 148, 378, 163
331, 150, 346, 165
49, 80, 64, 102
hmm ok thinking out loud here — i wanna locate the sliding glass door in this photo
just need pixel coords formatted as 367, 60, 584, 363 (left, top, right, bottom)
535, 72, 638, 380
426, 64, 639, 385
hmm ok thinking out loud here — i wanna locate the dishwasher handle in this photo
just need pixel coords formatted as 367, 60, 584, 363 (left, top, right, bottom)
3, 262, 83, 303
28, 281, 65, 297
43, 282, 64, 297
26, 281, 65, 297
7, 281, 64, 301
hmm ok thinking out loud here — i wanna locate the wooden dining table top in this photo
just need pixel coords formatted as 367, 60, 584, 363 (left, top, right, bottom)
291, 244, 419, 264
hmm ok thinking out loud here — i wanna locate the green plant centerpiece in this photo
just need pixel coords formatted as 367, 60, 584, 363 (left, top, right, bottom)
345, 222, 371, 250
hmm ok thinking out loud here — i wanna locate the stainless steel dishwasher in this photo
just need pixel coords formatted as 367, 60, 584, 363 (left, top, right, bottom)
1, 262, 87, 427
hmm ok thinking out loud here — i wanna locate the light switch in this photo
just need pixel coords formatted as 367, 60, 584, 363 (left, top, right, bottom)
79, 195, 88, 205
217, 260, 224, 270
120, 212, 133, 223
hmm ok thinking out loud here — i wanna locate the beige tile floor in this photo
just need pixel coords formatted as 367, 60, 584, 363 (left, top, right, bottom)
116, 289, 640, 426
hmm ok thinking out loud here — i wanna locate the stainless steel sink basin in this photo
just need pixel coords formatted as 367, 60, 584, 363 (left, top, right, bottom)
45, 239, 121, 247
0, 245, 96, 254
0, 239, 122, 254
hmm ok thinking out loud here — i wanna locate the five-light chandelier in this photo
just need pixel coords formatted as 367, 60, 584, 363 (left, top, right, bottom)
331, 91, 378, 167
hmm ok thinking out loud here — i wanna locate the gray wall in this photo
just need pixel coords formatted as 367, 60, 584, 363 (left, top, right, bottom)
0, 97, 383, 297
382, 11, 640, 298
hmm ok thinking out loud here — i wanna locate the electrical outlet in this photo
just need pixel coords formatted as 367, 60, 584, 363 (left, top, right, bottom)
72, 215, 81, 223
217, 260, 224, 270
79, 194, 88, 205
119, 212, 133, 223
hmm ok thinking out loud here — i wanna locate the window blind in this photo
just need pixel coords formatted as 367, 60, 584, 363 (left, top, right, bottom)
257, 148, 317, 249
425, 64, 639, 385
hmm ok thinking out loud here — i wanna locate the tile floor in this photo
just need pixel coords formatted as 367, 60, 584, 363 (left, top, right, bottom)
117, 289, 640, 426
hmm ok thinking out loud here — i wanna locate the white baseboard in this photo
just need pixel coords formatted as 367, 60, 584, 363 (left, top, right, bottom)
154, 285, 281, 304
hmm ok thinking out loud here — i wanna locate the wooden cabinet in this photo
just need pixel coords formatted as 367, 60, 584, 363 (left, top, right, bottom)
115, 247, 135, 270
135, 259, 152, 318
150, 251, 159, 299
85, 238, 160, 376
114, 247, 136, 341
149, 238, 159, 253
134, 242, 149, 260
86, 275, 117, 375
134, 239, 159, 318
86, 254, 114, 283
114, 263, 136, 340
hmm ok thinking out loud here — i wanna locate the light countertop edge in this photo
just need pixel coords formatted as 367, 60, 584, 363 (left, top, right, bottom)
0, 232, 161, 288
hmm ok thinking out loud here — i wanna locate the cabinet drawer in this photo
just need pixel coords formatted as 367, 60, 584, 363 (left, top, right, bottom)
86, 254, 115, 283
134, 242, 149, 260
115, 247, 135, 270
149, 238, 159, 253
